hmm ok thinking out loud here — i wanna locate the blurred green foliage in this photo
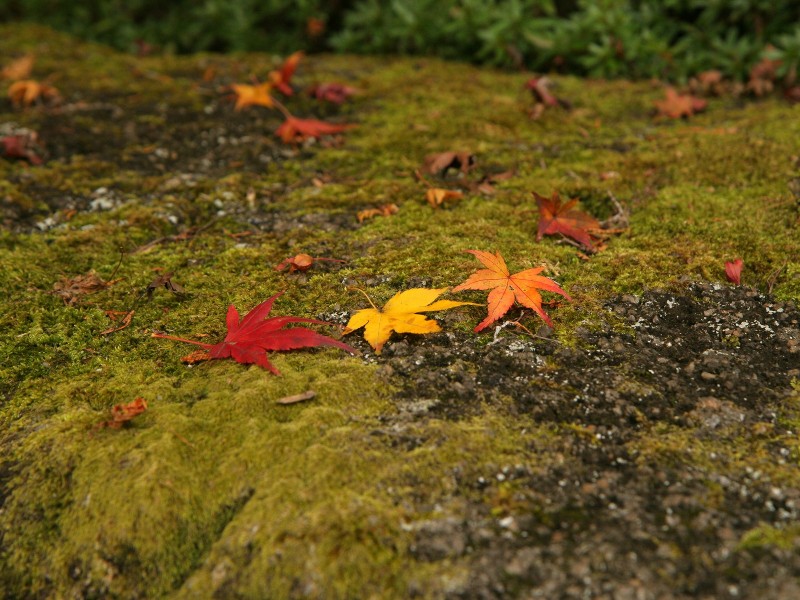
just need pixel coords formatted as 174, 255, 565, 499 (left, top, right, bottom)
1, 0, 799, 81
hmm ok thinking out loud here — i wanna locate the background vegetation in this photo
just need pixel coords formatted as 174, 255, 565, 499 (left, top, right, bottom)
1, 0, 799, 81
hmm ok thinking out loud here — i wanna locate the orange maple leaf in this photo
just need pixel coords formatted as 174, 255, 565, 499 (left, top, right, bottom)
269, 51, 303, 96
275, 116, 354, 143
654, 87, 707, 119
95, 397, 148, 430
357, 203, 398, 222
426, 188, 463, 208
452, 250, 571, 331
8, 79, 60, 108
230, 82, 275, 110
534, 190, 600, 250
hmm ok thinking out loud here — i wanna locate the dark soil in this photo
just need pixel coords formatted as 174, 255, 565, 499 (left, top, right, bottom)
366, 282, 800, 599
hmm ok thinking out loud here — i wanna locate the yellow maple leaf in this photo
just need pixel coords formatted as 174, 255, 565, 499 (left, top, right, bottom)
230, 82, 275, 110
343, 288, 476, 354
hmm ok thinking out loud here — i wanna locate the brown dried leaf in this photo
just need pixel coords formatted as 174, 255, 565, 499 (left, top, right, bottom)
357, 203, 398, 222
100, 310, 134, 336
426, 188, 464, 208
52, 271, 119, 305
95, 397, 148, 430
276, 390, 316, 405
422, 151, 475, 176
146, 272, 185, 299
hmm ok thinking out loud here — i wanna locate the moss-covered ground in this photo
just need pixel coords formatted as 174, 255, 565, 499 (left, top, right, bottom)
1, 25, 799, 599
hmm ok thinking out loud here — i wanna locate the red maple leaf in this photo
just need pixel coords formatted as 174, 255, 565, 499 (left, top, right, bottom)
2, 133, 43, 165
152, 292, 357, 374
534, 190, 600, 250
308, 82, 359, 104
275, 116, 354, 143
269, 51, 303, 96
725, 258, 743, 285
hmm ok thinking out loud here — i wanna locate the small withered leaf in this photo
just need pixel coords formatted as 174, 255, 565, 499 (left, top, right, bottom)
146, 272, 185, 299
422, 151, 475, 176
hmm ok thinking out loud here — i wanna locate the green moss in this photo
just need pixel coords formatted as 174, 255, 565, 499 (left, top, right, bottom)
737, 523, 800, 551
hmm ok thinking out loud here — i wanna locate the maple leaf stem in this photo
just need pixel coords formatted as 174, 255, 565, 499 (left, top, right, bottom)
347, 286, 378, 310
270, 97, 293, 119
150, 332, 213, 349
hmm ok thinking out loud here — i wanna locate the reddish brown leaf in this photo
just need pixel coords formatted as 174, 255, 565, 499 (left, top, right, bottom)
725, 258, 743, 285
95, 397, 148, 430
689, 70, 726, 96
146, 272, 185, 298
269, 51, 303, 96
52, 270, 120, 305
425, 188, 464, 208
152, 292, 357, 374
1, 133, 44, 165
654, 87, 707, 119
100, 310, 134, 336
747, 56, 781, 96
422, 151, 475, 176
275, 253, 345, 272
453, 250, 571, 331
524, 76, 571, 109
180, 349, 212, 364
308, 82, 359, 104
357, 203, 398, 222
275, 116, 354, 143
534, 190, 600, 250
306, 17, 326, 37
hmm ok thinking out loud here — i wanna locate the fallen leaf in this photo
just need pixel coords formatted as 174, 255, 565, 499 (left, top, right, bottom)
725, 258, 743, 285
308, 82, 359, 104
747, 56, 781, 96
306, 17, 326, 37
654, 87, 707, 119
8, 79, 60, 108
276, 390, 316, 405
52, 270, 120, 305
95, 397, 148, 430
181, 349, 212, 364
534, 190, 600, 250
1, 54, 34, 80
452, 250, 571, 331
688, 70, 726, 96
146, 272, 185, 298
423, 151, 475, 175
357, 203, 398, 222
152, 292, 357, 374
269, 51, 303, 96
100, 310, 134, 335
343, 288, 475, 354
275, 116, 354, 143
426, 188, 463, 208
275, 253, 345, 272
1, 133, 44, 165
230, 82, 275, 110
524, 76, 571, 113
